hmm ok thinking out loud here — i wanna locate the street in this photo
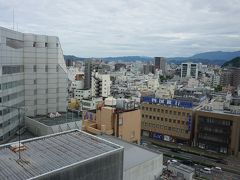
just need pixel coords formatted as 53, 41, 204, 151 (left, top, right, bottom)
143, 139, 240, 180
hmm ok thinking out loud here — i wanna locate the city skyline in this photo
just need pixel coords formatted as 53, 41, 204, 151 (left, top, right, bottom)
0, 0, 240, 57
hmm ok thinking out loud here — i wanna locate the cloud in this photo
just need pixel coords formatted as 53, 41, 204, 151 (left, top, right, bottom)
0, 0, 240, 57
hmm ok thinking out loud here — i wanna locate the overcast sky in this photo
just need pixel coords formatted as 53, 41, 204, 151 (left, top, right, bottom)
0, 0, 240, 57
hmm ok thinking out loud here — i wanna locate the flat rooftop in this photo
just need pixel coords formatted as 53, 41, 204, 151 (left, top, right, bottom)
33, 112, 81, 126
99, 135, 162, 171
0, 130, 122, 180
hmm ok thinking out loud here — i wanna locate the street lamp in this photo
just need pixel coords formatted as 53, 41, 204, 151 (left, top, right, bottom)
1, 105, 26, 160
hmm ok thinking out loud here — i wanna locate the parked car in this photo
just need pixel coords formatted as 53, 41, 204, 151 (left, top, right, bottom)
211, 166, 222, 172
200, 167, 211, 174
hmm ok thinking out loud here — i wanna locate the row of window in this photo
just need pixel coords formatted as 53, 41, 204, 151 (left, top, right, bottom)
0, 101, 24, 116
33, 65, 59, 72
199, 116, 232, 126
142, 115, 188, 125
0, 80, 24, 90
0, 90, 24, 103
142, 122, 189, 134
0, 126, 18, 142
0, 114, 18, 128
32, 42, 58, 48
142, 106, 190, 117
2, 65, 24, 75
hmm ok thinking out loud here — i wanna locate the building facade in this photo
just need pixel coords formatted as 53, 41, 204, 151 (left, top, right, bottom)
181, 63, 198, 79
0, 26, 67, 143
154, 57, 166, 75
194, 110, 240, 156
141, 97, 194, 144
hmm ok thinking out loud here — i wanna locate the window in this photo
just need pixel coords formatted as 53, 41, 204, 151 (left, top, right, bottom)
45, 42, 48, 47
174, 111, 176, 115
119, 118, 123, 125
169, 110, 172, 114
142, 114, 144, 118
34, 79, 37, 84
153, 116, 156, 120
168, 127, 171, 130
157, 117, 160, 120
157, 109, 160, 112
178, 112, 181, 116
153, 108, 156, 112
146, 107, 148, 111
173, 119, 176, 123
45, 65, 48, 72
161, 118, 163, 121
161, 109, 164, 113
182, 112, 186, 116
169, 119, 172, 123
150, 108, 152, 111
165, 118, 168, 122
181, 121, 184, 125
6, 38, 23, 49
142, 106, 145, 110
34, 89, 37, 95
145, 115, 148, 118
178, 120, 180, 124
56, 65, 59, 72
165, 110, 168, 114
33, 65, 37, 72
149, 115, 152, 119
33, 42, 36, 47
56, 43, 59, 47
2, 65, 24, 75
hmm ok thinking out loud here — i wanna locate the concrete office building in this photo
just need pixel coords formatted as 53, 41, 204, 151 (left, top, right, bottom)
141, 97, 194, 144
181, 62, 198, 79
0, 27, 67, 143
154, 57, 166, 75
220, 68, 240, 88
194, 109, 240, 156
0, 130, 124, 180
143, 64, 155, 75
84, 60, 92, 89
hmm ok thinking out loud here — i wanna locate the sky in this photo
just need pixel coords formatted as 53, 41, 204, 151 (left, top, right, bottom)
0, 0, 240, 57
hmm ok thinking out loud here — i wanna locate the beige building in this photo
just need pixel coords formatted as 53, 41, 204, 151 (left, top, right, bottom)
82, 102, 141, 144
141, 100, 194, 144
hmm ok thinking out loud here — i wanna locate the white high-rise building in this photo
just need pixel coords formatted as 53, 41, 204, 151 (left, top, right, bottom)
0, 27, 67, 142
181, 62, 198, 79
91, 71, 111, 98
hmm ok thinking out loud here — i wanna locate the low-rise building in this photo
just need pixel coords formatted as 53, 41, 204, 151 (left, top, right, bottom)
168, 162, 194, 180
0, 130, 124, 180
82, 98, 141, 144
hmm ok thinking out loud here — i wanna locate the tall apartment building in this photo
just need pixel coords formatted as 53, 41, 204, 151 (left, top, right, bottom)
154, 57, 166, 74
194, 110, 240, 156
221, 68, 240, 88
91, 71, 111, 98
141, 97, 194, 145
84, 60, 92, 89
0, 26, 67, 142
181, 63, 198, 79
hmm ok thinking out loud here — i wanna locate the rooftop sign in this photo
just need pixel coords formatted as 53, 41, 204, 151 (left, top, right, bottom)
142, 96, 193, 109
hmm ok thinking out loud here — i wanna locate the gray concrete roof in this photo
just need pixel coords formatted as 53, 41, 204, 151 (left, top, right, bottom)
0, 130, 122, 180
99, 135, 162, 171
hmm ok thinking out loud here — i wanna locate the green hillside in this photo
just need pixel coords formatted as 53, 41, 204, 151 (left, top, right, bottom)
221, 57, 240, 68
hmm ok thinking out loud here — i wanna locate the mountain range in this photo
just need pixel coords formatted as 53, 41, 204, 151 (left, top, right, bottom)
64, 50, 240, 66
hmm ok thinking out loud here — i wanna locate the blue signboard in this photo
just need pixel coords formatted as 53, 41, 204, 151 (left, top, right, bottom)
188, 115, 192, 131
142, 96, 193, 109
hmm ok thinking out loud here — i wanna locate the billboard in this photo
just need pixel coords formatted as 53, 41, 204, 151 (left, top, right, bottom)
142, 96, 193, 109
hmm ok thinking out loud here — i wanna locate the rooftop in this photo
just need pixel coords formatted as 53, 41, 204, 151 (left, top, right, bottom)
0, 130, 122, 180
33, 112, 81, 126
99, 135, 161, 171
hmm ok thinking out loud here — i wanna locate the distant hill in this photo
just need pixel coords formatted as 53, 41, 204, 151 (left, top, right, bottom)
64, 50, 240, 66
102, 56, 152, 62
166, 51, 240, 65
221, 57, 240, 68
